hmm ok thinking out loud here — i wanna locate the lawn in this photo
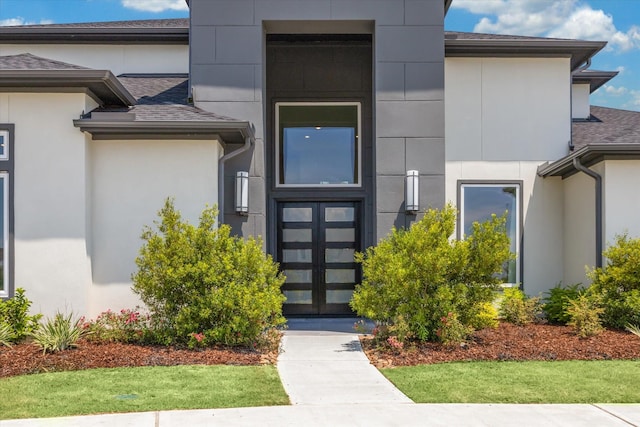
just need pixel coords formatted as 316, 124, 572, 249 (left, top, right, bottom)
382, 360, 640, 403
0, 365, 289, 420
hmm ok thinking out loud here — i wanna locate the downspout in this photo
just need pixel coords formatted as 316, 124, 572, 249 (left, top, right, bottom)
572, 157, 603, 268
218, 134, 254, 225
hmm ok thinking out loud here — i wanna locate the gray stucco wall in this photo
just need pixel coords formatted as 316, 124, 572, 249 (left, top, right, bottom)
189, 0, 445, 244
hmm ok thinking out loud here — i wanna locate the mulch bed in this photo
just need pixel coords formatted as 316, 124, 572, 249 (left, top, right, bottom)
0, 340, 278, 378
362, 322, 640, 368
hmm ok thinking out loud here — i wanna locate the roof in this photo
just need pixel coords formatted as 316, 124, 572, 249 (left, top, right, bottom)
538, 106, 640, 177
74, 74, 254, 143
0, 53, 135, 106
572, 69, 618, 93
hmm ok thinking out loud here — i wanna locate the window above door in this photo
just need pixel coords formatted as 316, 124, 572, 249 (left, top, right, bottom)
276, 102, 361, 187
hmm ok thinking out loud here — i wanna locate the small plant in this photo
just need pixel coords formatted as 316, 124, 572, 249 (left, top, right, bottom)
30, 312, 85, 354
625, 323, 640, 338
499, 287, 542, 326
567, 295, 604, 338
543, 283, 584, 324
83, 308, 151, 344
470, 302, 499, 330
0, 288, 42, 342
436, 312, 472, 346
0, 322, 12, 347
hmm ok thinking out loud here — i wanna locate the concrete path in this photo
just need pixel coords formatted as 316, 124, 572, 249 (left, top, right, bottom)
277, 318, 412, 405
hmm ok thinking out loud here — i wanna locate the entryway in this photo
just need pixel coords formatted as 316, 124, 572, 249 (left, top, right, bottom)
277, 201, 361, 316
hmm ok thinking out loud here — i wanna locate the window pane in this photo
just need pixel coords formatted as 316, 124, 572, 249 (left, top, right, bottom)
284, 269, 312, 283
283, 228, 312, 242
0, 132, 6, 159
463, 185, 518, 283
283, 207, 312, 222
326, 290, 354, 304
0, 176, 5, 292
325, 248, 355, 263
326, 228, 355, 242
279, 104, 359, 185
283, 249, 312, 263
326, 269, 355, 283
283, 290, 312, 304
325, 207, 354, 222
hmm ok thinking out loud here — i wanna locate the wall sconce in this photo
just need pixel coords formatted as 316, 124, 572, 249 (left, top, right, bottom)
405, 170, 419, 214
235, 171, 249, 215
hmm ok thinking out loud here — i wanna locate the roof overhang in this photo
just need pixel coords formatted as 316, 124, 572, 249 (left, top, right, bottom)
445, 38, 607, 71
445, 0, 453, 14
0, 69, 136, 106
572, 70, 618, 93
73, 119, 255, 144
0, 27, 189, 44
538, 144, 640, 178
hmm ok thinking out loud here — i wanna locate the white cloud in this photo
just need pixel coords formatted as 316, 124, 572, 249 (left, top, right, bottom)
452, 0, 640, 52
0, 17, 54, 26
121, 0, 188, 13
603, 85, 628, 96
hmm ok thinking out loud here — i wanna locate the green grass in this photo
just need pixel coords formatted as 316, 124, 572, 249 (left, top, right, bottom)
382, 360, 640, 403
0, 365, 289, 420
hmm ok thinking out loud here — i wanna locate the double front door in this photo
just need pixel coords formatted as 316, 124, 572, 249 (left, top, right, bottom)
277, 201, 361, 315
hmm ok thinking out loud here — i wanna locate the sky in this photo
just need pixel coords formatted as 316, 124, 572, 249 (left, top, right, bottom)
0, 0, 638, 111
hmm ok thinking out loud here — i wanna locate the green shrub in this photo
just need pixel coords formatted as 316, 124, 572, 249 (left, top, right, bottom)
469, 301, 499, 330
626, 323, 640, 338
30, 312, 85, 354
0, 322, 12, 347
499, 287, 542, 326
567, 295, 604, 338
587, 234, 640, 328
132, 198, 286, 347
350, 204, 512, 344
543, 283, 584, 324
83, 308, 152, 344
0, 288, 41, 342
436, 311, 473, 346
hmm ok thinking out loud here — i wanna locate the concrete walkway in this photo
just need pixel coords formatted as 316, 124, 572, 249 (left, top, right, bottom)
2, 318, 640, 426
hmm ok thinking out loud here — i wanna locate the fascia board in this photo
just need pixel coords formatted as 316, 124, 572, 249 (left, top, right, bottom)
538, 144, 640, 178
0, 28, 188, 45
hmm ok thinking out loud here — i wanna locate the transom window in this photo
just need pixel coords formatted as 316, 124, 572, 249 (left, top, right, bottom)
459, 182, 521, 285
276, 102, 360, 187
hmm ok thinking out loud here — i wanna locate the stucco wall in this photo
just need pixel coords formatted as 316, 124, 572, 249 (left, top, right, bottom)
562, 170, 596, 285
572, 83, 591, 120
0, 45, 188, 75
446, 57, 571, 162
0, 93, 92, 316
602, 160, 640, 243
88, 138, 221, 316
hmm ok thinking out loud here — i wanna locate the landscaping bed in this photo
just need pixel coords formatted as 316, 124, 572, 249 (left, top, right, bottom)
362, 322, 640, 368
0, 339, 278, 378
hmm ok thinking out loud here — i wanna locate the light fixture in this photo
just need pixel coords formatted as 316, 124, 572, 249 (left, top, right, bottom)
405, 170, 419, 214
235, 171, 249, 215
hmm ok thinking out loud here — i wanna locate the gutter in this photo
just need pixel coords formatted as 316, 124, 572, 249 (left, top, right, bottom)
218, 128, 255, 225
572, 157, 603, 269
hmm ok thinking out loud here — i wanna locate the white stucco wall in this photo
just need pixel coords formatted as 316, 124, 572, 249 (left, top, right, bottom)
446, 57, 571, 162
0, 93, 93, 316
445, 56, 572, 296
88, 138, 221, 316
572, 83, 591, 120
0, 45, 188, 75
562, 171, 596, 285
602, 160, 640, 243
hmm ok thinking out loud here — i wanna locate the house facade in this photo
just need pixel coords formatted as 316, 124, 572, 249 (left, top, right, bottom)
0, 0, 638, 318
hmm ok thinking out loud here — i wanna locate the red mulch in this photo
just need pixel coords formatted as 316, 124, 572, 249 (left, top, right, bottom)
362, 322, 640, 368
0, 340, 278, 378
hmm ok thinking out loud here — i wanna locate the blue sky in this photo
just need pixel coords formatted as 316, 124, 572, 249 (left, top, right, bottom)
1, 0, 638, 111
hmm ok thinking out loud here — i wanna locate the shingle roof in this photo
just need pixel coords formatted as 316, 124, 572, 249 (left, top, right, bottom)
0, 53, 88, 70
573, 106, 640, 148
14, 18, 189, 29
445, 31, 571, 41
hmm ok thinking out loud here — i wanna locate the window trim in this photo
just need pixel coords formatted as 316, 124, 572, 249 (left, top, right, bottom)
457, 180, 523, 287
275, 102, 362, 188
0, 124, 13, 300
0, 129, 8, 161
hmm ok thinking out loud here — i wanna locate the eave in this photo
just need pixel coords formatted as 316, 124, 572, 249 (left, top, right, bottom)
0, 27, 189, 45
538, 144, 640, 178
73, 119, 255, 144
572, 70, 619, 93
0, 69, 136, 106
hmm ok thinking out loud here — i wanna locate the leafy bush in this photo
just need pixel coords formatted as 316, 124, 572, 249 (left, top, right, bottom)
587, 234, 640, 328
132, 199, 286, 346
543, 283, 585, 324
0, 322, 12, 347
350, 204, 512, 344
499, 287, 542, 326
82, 308, 152, 344
30, 312, 85, 354
469, 301, 499, 330
0, 288, 41, 342
626, 323, 640, 338
567, 295, 604, 338
436, 311, 473, 346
